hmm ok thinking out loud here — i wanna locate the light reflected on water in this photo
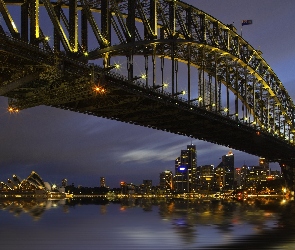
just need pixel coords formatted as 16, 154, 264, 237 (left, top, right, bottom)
0, 198, 295, 249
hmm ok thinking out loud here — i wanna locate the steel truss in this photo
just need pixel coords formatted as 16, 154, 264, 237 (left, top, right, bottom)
0, 0, 295, 187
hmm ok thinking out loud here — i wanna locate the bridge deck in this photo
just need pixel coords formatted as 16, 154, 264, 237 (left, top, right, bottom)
54, 73, 295, 163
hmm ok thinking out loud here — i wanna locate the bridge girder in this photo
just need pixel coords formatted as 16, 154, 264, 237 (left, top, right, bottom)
0, 0, 295, 185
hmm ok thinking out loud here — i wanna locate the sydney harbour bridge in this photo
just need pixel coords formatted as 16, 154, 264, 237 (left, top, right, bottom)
0, 0, 295, 189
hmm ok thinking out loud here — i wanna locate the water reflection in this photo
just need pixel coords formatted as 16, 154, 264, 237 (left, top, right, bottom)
0, 197, 295, 249
156, 198, 293, 249
0, 199, 66, 220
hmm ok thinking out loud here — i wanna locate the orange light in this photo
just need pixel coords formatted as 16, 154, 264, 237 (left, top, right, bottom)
256, 131, 260, 135
8, 107, 19, 113
93, 85, 106, 94
266, 176, 274, 180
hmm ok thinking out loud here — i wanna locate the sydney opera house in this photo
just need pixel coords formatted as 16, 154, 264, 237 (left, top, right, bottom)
0, 171, 66, 199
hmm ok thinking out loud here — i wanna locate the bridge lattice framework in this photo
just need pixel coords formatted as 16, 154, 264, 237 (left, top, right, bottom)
0, 0, 295, 187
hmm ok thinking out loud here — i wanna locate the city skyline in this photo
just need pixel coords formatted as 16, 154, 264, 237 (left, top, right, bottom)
0, 0, 294, 188
0, 145, 280, 189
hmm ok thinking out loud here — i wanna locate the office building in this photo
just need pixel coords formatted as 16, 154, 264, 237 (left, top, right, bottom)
234, 165, 248, 189
199, 165, 215, 190
216, 150, 235, 190
159, 170, 173, 193
174, 144, 197, 193
142, 180, 152, 194
259, 158, 270, 174
100, 177, 106, 187
247, 158, 270, 188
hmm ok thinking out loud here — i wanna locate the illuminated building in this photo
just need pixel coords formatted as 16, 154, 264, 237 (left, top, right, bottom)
100, 177, 106, 187
120, 181, 127, 193
159, 170, 173, 193
234, 168, 241, 188
247, 158, 271, 188
0, 171, 66, 199
234, 165, 248, 189
214, 165, 224, 190
269, 170, 282, 179
247, 166, 268, 189
216, 151, 235, 190
174, 144, 197, 193
223, 151, 235, 189
26, 171, 46, 189
142, 180, 152, 194
120, 181, 135, 195
259, 157, 270, 173
199, 165, 214, 190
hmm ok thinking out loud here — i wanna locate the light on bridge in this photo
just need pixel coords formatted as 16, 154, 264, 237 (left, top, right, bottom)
11, 21, 17, 31
140, 73, 147, 80
8, 107, 19, 113
132, 74, 147, 81
102, 63, 121, 72
153, 82, 169, 89
93, 85, 106, 94
108, 63, 121, 71
173, 90, 186, 96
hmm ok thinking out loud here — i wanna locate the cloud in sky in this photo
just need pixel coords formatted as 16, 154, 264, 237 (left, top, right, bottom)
0, 0, 294, 187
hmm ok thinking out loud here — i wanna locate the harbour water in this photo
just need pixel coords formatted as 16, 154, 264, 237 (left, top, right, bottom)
1, 197, 295, 250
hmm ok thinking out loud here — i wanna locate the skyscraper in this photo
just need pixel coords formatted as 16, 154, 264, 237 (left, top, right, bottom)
259, 158, 270, 174
234, 165, 248, 189
100, 177, 106, 187
222, 150, 235, 190
174, 144, 197, 193
216, 150, 235, 190
199, 165, 215, 190
159, 170, 173, 193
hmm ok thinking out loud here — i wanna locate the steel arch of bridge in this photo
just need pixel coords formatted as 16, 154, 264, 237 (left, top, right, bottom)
1, 0, 295, 183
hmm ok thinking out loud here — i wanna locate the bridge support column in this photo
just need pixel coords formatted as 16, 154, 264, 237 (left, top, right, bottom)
280, 162, 295, 193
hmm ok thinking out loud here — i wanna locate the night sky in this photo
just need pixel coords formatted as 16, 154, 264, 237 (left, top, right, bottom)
0, 0, 294, 188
